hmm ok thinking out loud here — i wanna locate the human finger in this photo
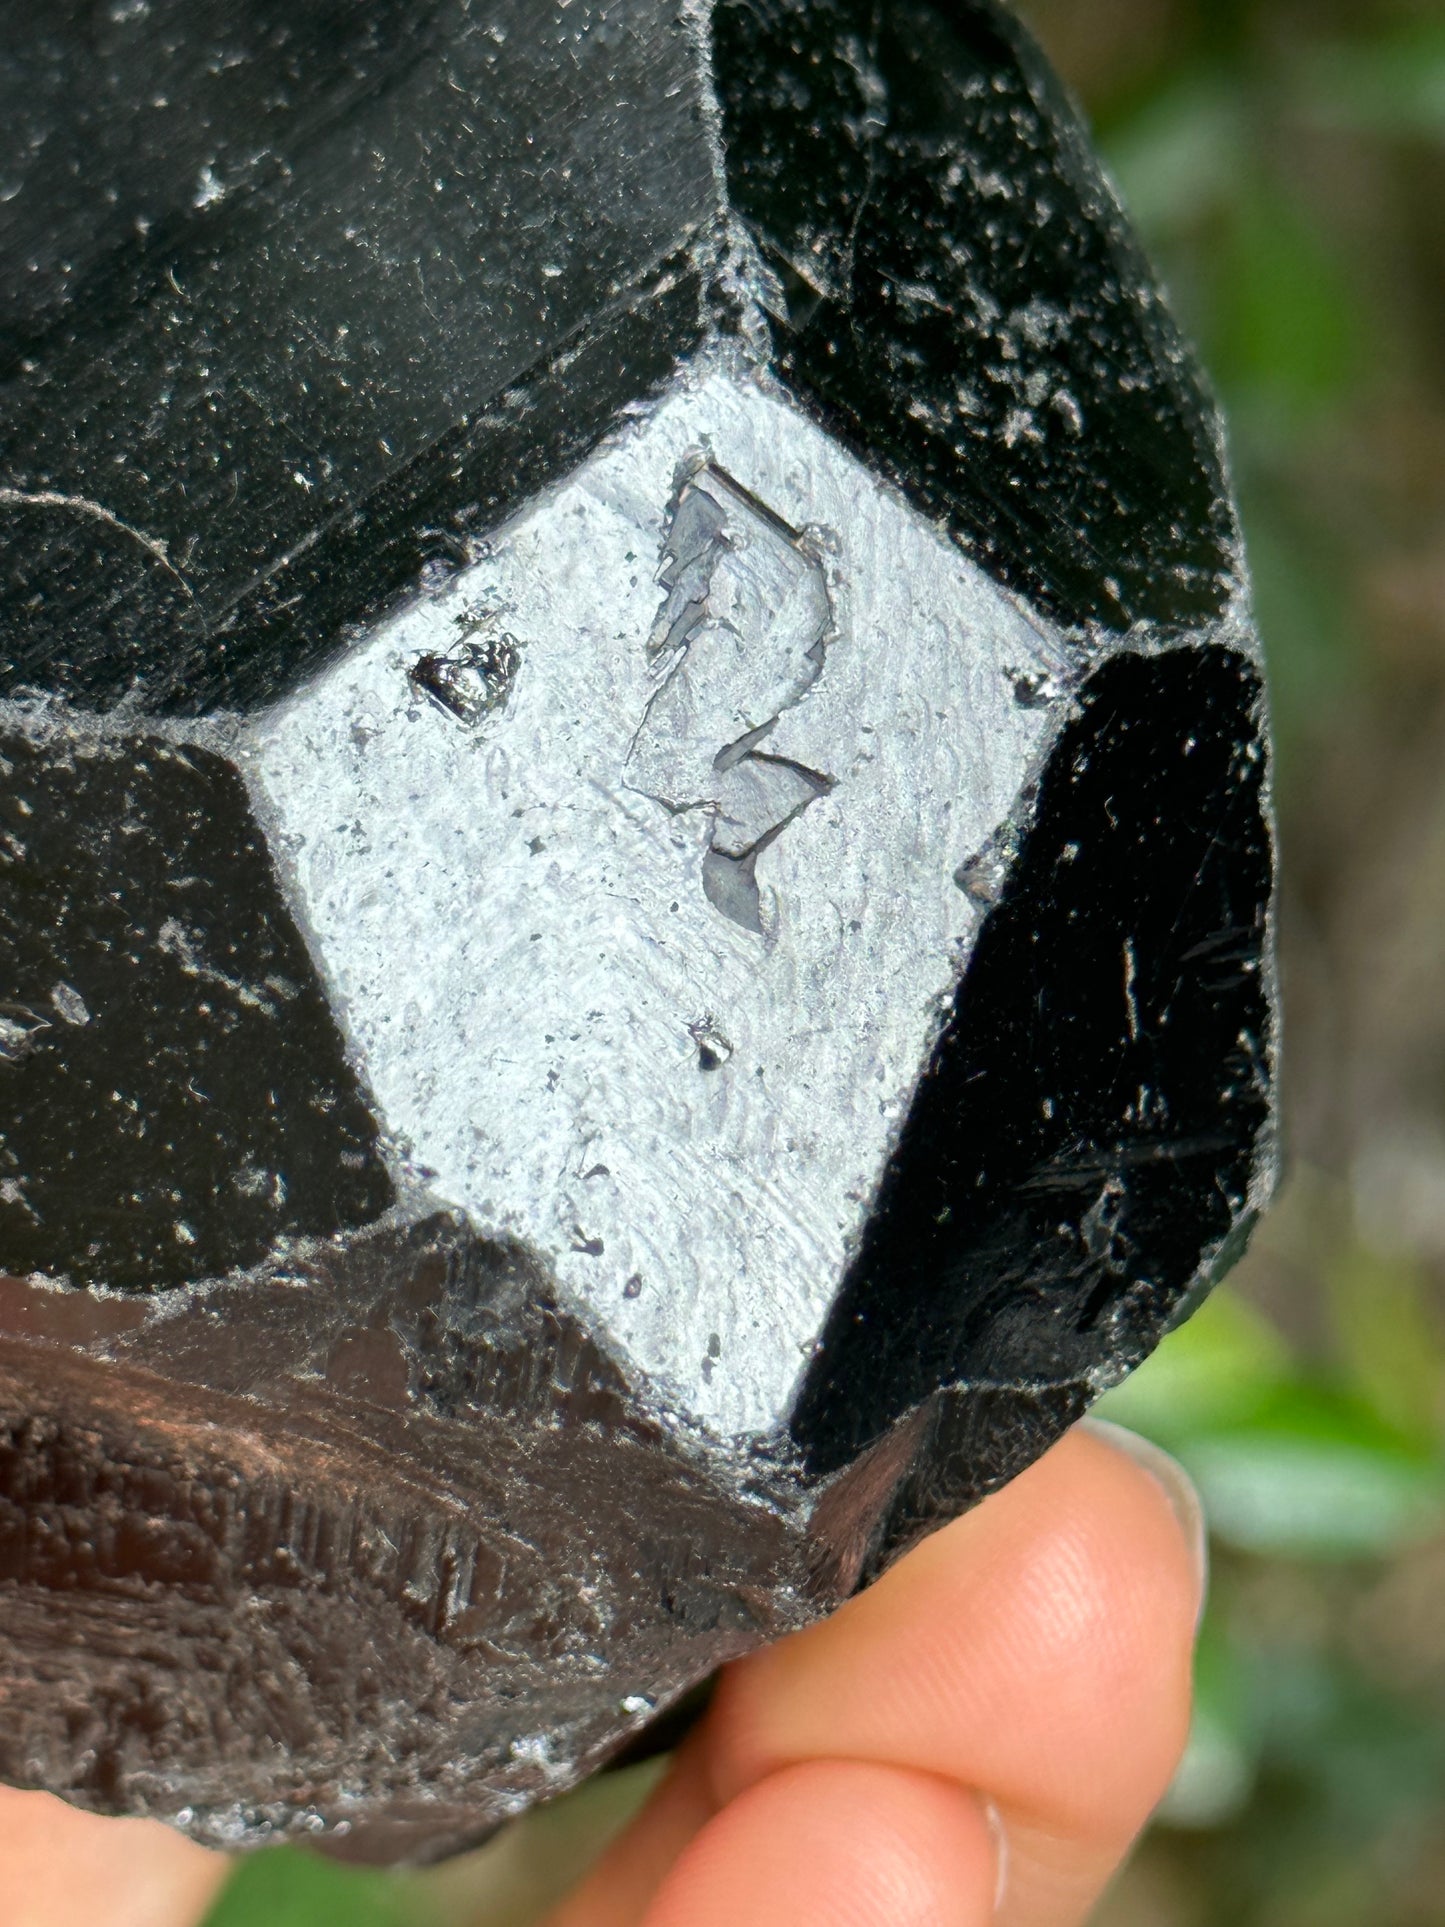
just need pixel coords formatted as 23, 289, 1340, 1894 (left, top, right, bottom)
542, 1743, 717, 1927
0, 1786, 225, 1927
542, 1421, 1200, 1927
704, 1421, 1204, 1927
640, 1758, 995, 1927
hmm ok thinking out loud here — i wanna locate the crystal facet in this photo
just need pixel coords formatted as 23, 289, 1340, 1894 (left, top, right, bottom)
0, 0, 1277, 1863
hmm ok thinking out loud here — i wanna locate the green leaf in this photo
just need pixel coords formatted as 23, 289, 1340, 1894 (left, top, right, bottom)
1100, 73, 1244, 235
1210, 182, 1364, 424
1157, 1617, 1261, 1829
1234, 488, 1358, 768
1094, 1287, 1291, 1449
1175, 1388, 1445, 1559
203, 1847, 409, 1927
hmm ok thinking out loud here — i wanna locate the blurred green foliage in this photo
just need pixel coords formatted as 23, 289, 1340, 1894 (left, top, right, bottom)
1082, 5, 1445, 1916
1302, 18, 1445, 135
206, 3, 1445, 1922
206, 1846, 408, 1927
1103, 1287, 1445, 1561
1092, 1261, 1445, 1925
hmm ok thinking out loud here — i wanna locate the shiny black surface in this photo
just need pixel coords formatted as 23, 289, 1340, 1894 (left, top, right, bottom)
0, 0, 1277, 1857
793, 647, 1273, 1472
0, 733, 392, 1287
714, 0, 1236, 635
0, 0, 712, 711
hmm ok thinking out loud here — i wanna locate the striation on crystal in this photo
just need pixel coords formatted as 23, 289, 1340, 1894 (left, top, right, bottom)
0, 0, 1277, 1865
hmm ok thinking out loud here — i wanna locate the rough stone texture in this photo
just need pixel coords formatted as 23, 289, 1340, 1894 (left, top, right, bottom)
0, 0, 1277, 1865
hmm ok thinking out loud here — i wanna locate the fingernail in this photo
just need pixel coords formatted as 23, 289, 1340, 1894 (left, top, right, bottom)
1080, 1417, 1208, 1624
982, 1796, 1009, 1913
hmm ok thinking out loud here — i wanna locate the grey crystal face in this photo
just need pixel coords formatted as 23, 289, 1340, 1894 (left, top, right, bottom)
248, 354, 1070, 1439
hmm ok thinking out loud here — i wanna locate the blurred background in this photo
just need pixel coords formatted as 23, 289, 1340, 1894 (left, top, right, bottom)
206, 1, 1445, 1921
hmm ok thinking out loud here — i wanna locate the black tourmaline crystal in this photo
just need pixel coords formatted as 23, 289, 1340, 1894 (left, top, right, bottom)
0, 0, 1277, 1864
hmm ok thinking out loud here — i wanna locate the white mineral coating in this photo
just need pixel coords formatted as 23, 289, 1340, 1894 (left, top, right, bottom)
247, 353, 1072, 1440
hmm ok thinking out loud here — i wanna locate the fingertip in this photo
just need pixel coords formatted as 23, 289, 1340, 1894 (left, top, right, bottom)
707, 1419, 1202, 1843
543, 1744, 717, 1927
560, 1421, 1204, 1927
0, 1788, 226, 1927
1075, 1418, 1207, 1624
640, 1760, 995, 1927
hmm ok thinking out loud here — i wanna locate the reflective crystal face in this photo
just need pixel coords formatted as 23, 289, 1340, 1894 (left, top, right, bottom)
0, 0, 1277, 1865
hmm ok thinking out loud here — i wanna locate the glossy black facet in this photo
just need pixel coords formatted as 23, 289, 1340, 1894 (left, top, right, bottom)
792, 647, 1273, 1474
0, 0, 713, 712
0, 734, 392, 1288
0, 0, 421, 358
165, 258, 705, 715
713, 0, 1236, 635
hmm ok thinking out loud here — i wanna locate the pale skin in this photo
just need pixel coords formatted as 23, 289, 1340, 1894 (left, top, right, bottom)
0, 1423, 1204, 1927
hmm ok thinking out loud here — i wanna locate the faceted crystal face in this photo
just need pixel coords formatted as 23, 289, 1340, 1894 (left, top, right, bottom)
248, 364, 1069, 1441
0, 0, 1276, 1865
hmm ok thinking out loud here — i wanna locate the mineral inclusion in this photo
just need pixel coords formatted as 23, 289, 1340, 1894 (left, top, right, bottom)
0, 0, 1277, 1864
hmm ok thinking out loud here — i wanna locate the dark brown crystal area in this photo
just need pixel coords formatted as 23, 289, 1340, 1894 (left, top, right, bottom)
0, 1210, 1102, 1857
0, 1214, 1063, 1864
0, 1218, 779, 1862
